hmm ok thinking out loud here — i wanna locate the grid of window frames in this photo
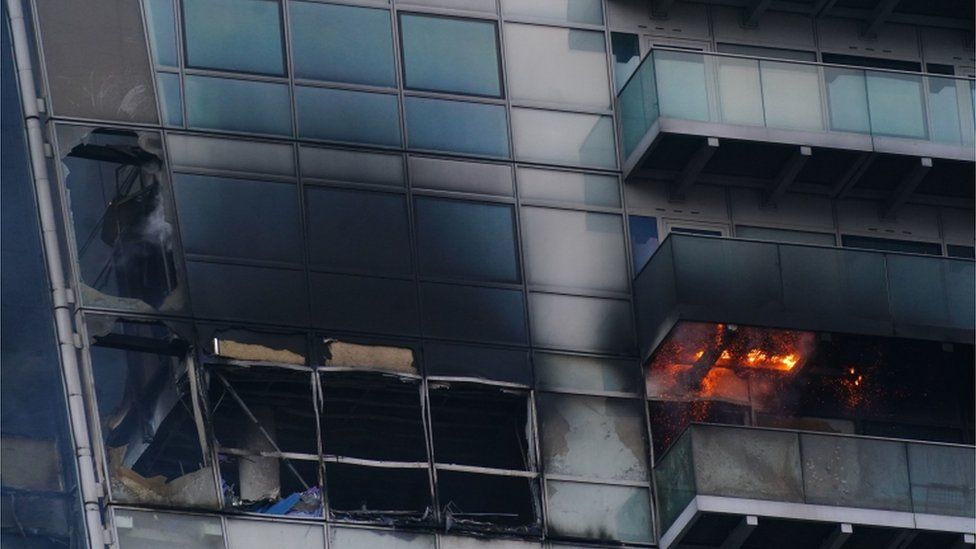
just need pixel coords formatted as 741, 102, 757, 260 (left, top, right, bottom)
58, 0, 660, 547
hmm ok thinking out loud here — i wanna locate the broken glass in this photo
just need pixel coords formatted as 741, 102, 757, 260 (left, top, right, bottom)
325, 462, 433, 523
436, 471, 540, 533
58, 126, 184, 313
86, 315, 218, 508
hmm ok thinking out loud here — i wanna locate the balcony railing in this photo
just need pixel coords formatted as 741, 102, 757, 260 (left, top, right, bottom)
619, 48, 976, 162
634, 234, 976, 361
656, 423, 976, 535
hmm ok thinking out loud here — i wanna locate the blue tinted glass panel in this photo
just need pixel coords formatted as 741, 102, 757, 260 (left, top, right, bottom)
629, 215, 658, 274
184, 0, 285, 75
612, 33, 640, 93
185, 75, 292, 135
415, 197, 518, 283
865, 71, 926, 139
947, 245, 975, 259
405, 97, 510, 158
305, 187, 411, 276
311, 273, 419, 336
825, 67, 870, 133
173, 174, 302, 264
144, 0, 178, 67
400, 14, 501, 97
296, 86, 400, 146
188, 261, 307, 325
420, 283, 527, 345
290, 2, 395, 87
157, 72, 183, 127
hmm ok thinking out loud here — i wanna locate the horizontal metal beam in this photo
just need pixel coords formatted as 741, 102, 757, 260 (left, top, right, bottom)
883, 157, 932, 219
672, 137, 719, 200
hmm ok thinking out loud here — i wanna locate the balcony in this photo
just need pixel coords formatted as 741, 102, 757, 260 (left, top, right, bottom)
634, 234, 975, 362
618, 50, 975, 208
656, 424, 975, 548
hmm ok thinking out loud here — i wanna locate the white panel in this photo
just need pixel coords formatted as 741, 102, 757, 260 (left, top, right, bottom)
607, 0, 709, 41
941, 208, 975, 245
817, 18, 920, 61
167, 134, 295, 176
711, 6, 815, 51
227, 520, 324, 549
835, 199, 940, 240
919, 27, 976, 67
729, 188, 835, 231
625, 180, 730, 223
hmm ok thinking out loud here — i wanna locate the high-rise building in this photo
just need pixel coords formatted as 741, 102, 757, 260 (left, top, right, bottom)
1, 0, 973, 547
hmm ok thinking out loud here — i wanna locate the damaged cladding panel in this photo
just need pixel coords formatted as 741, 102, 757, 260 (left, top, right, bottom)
321, 339, 418, 376
35, 0, 159, 123
545, 480, 652, 543
200, 324, 308, 366
207, 364, 322, 516
436, 471, 540, 532
57, 125, 185, 313
114, 509, 224, 548
85, 315, 219, 509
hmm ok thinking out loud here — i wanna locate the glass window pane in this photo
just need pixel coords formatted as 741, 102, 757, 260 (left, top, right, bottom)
505, 24, 609, 109
187, 261, 308, 325
654, 49, 709, 122
227, 520, 324, 549
716, 56, 763, 125
429, 384, 531, 470
825, 66, 870, 133
501, 0, 603, 25
841, 234, 942, 255
183, 0, 284, 75
512, 108, 616, 168
173, 174, 302, 264
421, 283, 527, 345
410, 156, 514, 197
185, 75, 292, 136
115, 510, 224, 548
144, 0, 178, 67
424, 342, 530, 385
290, 2, 395, 87
305, 187, 411, 276
400, 0, 496, 11
157, 73, 183, 127
629, 215, 659, 274
400, 14, 501, 97
517, 168, 619, 208
529, 292, 634, 354
866, 71, 927, 139
415, 197, 519, 283
736, 225, 835, 246
760, 60, 824, 131
300, 146, 404, 186
330, 527, 434, 549
545, 481, 652, 543
538, 394, 649, 481
296, 86, 401, 147
310, 273, 419, 336
406, 97, 510, 158
612, 32, 640, 93
534, 352, 641, 394
167, 134, 295, 177
521, 207, 628, 292
57, 126, 183, 312
928, 77, 964, 144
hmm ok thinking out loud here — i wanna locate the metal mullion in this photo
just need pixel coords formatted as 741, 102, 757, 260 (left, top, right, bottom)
425, 375, 530, 390
416, 275, 525, 292
525, 283, 632, 302
394, 3, 500, 22
171, 165, 297, 184
293, 77, 399, 95
499, 14, 605, 33
298, 135, 404, 153
302, 177, 409, 194
510, 156, 622, 176
409, 186, 516, 204
184, 253, 305, 272
401, 88, 507, 105
542, 473, 650, 488
518, 198, 622, 215
307, 265, 415, 284
182, 66, 291, 85
433, 463, 538, 478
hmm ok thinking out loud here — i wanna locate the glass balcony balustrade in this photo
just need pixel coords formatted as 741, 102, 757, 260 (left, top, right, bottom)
619, 49, 976, 161
656, 423, 976, 534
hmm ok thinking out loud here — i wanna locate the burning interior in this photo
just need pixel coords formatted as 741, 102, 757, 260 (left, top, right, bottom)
647, 321, 975, 459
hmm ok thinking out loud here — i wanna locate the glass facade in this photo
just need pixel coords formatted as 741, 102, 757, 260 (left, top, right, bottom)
8, 0, 975, 548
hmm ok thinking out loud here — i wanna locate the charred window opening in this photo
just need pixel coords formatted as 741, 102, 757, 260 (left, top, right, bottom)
647, 321, 976, 458
320, 372, 432, 523
86, 316, 217, 508
207, 365, 321, 516
428, 382, 539, 533
58, 126, 183, 312
202, 326, 308, 366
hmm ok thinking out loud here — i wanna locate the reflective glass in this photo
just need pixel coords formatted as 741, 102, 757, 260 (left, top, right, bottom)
227, 520, 324, 549
399, 0, 496, 12
716, 56, 763, 125
760, 60, 824, 131
157, 73, 183, 127
501, 0, 603, 25
300, 146, 404, 186
545, 481, 652, 543
517, 168, 620, 208
184, 0, 285, 75
629, 215, 659, 274
521, 207, 628, 293
305, 187, 411, 276
612, 33, 640, 93
505, 24, 610, 109
534, 353, 640, 394
400, 14, 501, 97
866, 71, 926, 139
167, 134, 295, 177
415, 197, 519, 283
928, 77, 964, 144
296, 86, 401, 147
529, 292, 634, 354
173, 174, 302, 263
185, 75, 292, 136
330, 527, 435, 549
115, 510, 224, 548
310, 273, 418, 335
512, 108, 616, 168
144, 0, 178, 67
406, 97, 510, 158
187, 261, 308, 325
654, 49, 709, 121
410, 156, 514, 197
825, 67, 871, 133
290, 2, 395, 87
421, 283, 527, 345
